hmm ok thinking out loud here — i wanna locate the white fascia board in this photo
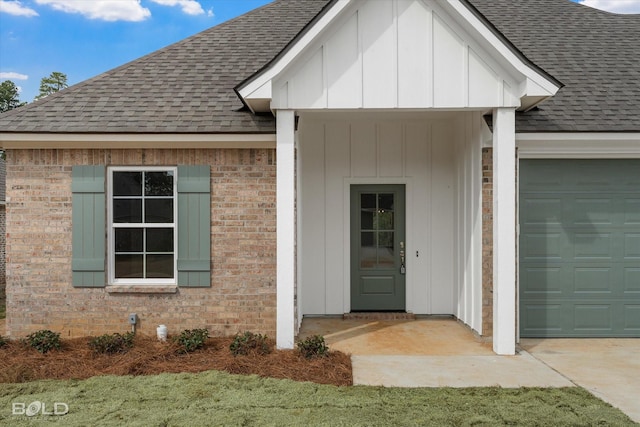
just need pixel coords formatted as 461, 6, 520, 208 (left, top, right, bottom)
246, 80, 272, 100
237, 0, 353, 102
244, 81, 273, 113
446, 0, 561, 98
0, 133, 276, 149
517, 132, 640, 158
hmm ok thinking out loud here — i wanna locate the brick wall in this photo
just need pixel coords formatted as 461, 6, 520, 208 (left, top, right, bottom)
5, 148, 277, 338
0, 206, 5, 303
481, 148, 493, 337
0, 159, 6, 297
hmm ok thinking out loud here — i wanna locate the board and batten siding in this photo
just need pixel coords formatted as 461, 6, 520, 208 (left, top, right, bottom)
272, 0, 519, 111
298, 113, 484, 333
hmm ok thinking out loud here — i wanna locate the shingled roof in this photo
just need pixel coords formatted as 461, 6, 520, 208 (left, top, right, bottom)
469, 0, 640, 132
0, 0, 331, 134
1, 0, 638, 134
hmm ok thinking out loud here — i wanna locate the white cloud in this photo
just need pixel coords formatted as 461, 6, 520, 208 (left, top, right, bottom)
0, 0, 39, 17
0, 72, 29, 80
578, 0, 640, 14
35, 0, 151, 21
150, 0, 205, 16
207, 8, 213, 18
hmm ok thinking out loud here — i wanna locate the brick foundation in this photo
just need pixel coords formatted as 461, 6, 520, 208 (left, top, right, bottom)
482, 148, 493, 337
5, 148, 277, 338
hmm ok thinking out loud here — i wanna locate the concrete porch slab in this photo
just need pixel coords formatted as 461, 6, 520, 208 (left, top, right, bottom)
298, 317, 494, 356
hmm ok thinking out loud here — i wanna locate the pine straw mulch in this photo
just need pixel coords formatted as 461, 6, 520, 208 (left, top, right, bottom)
0, 336, 352, 386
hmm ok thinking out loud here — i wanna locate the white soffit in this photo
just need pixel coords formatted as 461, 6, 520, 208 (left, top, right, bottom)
237, 0, 561, 113
0, 133, 276, 149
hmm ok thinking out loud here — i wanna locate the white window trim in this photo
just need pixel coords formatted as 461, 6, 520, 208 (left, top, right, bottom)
107, 166, 178, 285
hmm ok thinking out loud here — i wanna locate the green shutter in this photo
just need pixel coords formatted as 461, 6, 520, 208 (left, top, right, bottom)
72, 165, 106, 287
177, 165, 211, 287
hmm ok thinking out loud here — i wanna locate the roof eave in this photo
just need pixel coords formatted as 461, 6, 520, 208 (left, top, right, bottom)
235, 0, 344, 111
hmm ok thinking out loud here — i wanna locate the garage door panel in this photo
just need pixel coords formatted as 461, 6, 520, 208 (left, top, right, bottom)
624, 199, 640, 224
573, 163, 621, 189
522, 262, 632, 298
520, 266, 564, 295
520, 303, 564, 335
574, 304, 613, 332
520, 233, 564, 260
573, 198, 615, 225
624, 233, 640, 258
520, 159, 640, 338
623, 305, 640, 331
625, 268, 640, 293
519, 165, 563, 190
521, 301, 639, 337
521, 197, 563, 226
574, 267, 612, 293
574, 233, 613, 259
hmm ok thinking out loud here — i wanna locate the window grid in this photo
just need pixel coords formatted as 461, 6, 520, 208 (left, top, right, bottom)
108, 167, 178, 285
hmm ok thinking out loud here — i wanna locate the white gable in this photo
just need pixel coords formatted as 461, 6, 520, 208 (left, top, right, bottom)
239, 0, 560, 112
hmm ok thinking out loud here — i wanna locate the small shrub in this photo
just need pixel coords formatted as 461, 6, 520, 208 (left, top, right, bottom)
230, 331, 271, 356
0, 334, 7, 348
174, 328, 209, 353
297, 335, 329, 359
25, 330, 61, 354
88, 332, 135, 354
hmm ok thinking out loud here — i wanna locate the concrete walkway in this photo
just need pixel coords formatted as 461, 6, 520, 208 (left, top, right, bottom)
522, 338, 640, 423
352, 352, 572, 388
299, 317, 639, 423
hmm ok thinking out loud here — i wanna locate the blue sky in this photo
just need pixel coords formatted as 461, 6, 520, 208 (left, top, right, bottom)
1, 0, 639, 103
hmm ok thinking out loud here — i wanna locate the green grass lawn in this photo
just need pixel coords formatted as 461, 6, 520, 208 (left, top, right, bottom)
0, 370, 635, 426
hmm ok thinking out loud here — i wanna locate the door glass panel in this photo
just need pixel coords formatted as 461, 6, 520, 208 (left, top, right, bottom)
360, 231, 376, 268
361, 193, 376, 210
378, 232, 394, 267
378, 193, 394, 211
359, 192, 396, 268
377, 210, 394, 231
377, 194, 394, 230
361, 209, 374, 230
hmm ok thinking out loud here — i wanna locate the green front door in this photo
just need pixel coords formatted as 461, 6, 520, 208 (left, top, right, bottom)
350, 185, 406, 311
519, 159, 640, 337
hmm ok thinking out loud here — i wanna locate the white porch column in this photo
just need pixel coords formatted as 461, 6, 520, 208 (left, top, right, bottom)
276, 109, 296, 349
492, 107, 516, 355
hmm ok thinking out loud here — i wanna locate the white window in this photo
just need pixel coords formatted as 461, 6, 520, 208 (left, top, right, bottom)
107, 167, 177, 285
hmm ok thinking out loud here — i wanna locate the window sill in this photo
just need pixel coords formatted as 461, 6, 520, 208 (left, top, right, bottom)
106, 285, 178, 294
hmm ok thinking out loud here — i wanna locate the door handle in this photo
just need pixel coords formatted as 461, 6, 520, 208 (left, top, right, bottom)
400, 241, 406, 274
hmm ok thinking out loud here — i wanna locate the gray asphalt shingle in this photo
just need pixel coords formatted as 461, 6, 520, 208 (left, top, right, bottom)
0, 0, 638, 134
469, 0, 640, 132
0, 0, 329, 134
